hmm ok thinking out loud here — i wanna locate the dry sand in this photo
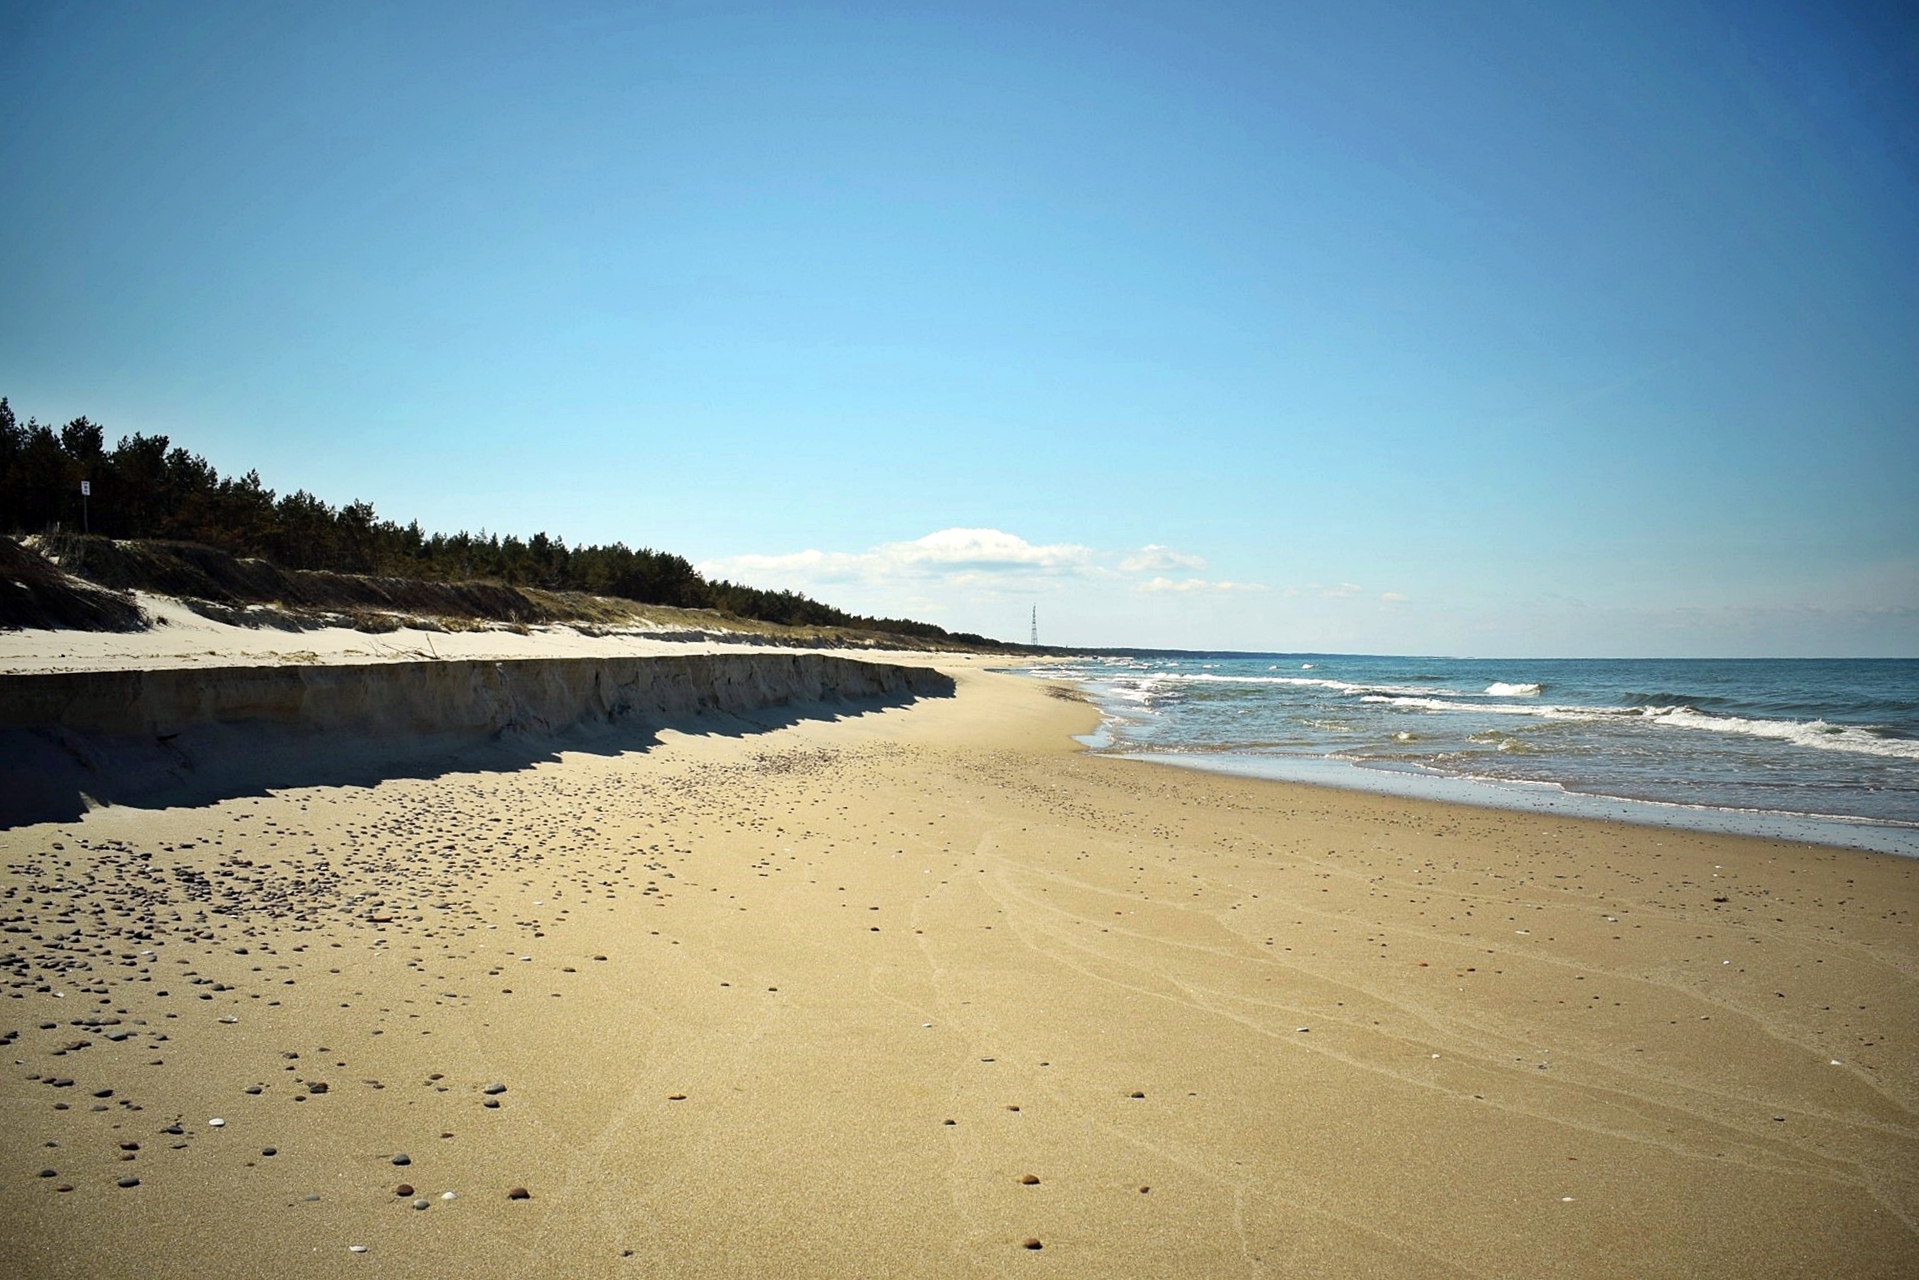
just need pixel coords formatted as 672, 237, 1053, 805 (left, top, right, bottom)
0, 592, 798, 675
2, 664, 1915, 1278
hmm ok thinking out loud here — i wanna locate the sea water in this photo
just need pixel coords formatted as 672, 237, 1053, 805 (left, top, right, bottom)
1018, 655, 1919, 856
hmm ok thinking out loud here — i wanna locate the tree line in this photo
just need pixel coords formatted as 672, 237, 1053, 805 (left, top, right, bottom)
0, 398, 986, 643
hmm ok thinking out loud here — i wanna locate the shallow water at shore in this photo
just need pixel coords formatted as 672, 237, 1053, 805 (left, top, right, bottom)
1021, 654, 1919, 854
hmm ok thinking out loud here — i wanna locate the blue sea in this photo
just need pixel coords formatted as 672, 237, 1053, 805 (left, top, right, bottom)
1017, 655, 1919, 856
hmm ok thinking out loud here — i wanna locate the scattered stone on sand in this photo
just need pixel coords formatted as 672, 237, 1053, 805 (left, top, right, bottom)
412, 1198, 429, 1210
391, 1153, 411, 1166
1128, 1091, 1145, 1099
483, 1082, 506, 1095
395, 1184, 414, 1197
1020, 1174, 1040, 1185
1021, 1238, 1042, 1250
117, 1177, 140, 1188
507, 1186, 530, 1200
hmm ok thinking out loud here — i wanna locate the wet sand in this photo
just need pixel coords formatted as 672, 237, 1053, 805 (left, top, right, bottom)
2, 665, 1915, 1277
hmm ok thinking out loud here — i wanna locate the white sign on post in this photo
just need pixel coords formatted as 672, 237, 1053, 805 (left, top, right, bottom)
80, 481, 91, 496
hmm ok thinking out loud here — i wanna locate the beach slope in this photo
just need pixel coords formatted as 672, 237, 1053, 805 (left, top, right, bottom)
1, 664, 1913, 1278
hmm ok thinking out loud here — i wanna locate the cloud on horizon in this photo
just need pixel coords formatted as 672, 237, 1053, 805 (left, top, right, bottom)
699, 528, 1255, 597
1136, 576, 1267, 594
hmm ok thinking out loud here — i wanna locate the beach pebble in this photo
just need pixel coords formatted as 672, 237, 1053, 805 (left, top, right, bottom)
38, 1168, 57, 1178
1020, 1174, 1040, 1185
349, 1245, 367, 1254
507, 1186, 530, 1200
208, 1118, 226, 1128
483, 1082, 506, 1095
412, 1198, 429, 1210
117, 1177, 140, 1188
395, 1184, 414, 1197
391, 1153, 411, 1166
1021, 1238, 1043, 1250
441, 1191, 457, 1201
262, 1147, 277, 1157
1129, 1091, 1145, 1099
308, 1081, 328, 1094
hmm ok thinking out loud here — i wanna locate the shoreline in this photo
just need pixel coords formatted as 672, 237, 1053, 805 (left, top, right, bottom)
1109, 746, 1919, 858
2, 661, 1915, 1277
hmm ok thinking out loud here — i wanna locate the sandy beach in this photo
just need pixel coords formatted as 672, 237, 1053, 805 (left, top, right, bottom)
3, 661, 1915, 1278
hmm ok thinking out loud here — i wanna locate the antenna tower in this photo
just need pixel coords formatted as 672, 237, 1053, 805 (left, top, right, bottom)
1030, 604, 1038, 647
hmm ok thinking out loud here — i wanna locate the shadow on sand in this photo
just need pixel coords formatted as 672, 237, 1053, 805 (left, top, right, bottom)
0, 691, 924, 830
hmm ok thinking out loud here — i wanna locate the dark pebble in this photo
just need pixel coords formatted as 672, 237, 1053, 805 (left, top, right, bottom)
117, 1177, 140, 1188
395, 1183, 414, 1197
507, 1187, 530, 1200
1020, 1174, 1040, 1185
391, 1154, 411, 1166
308, 1082, 328, 1094
483, 1083, 506, 1095
262, 1147, 277, 1157
1021, 1238, 1042, 1250
1129, 1091, 1145, 1099
38, 1169, 56, 1178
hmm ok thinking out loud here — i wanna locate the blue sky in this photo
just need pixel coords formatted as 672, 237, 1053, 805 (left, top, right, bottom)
3, 0, 1914, 654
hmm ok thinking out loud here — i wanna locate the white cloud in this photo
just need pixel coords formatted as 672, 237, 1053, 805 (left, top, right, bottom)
1380, 591, 1409, 603
702, 528, 1273, 616
1137, 576, 1268, 594
700, 527, 1095, 590
1120, 544, 1206, 573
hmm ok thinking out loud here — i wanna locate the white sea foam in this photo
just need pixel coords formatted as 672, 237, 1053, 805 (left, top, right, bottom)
1484, 682, 1542, 697
1353, 692, 1919, 760
1641, 706, 1919, 760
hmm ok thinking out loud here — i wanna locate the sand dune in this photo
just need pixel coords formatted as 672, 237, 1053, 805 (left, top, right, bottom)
2, 664, 1914, 1278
